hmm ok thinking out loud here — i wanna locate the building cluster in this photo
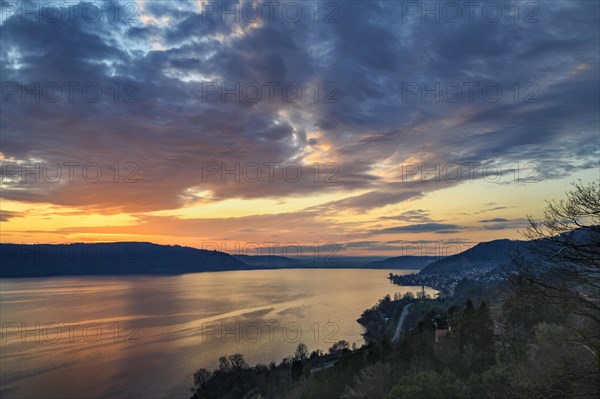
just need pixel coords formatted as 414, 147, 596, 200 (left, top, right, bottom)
392, 267, 505, 296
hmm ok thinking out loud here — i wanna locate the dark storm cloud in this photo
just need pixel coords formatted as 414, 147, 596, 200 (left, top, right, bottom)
379, 209, 434, 223
373, 223, 461, 234
386, 238, 473, 245
480, 218, 529, 231
0, 0, 598, 213
479, 218, 509, 223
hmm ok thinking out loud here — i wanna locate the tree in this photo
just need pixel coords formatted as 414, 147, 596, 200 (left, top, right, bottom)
402, 292, 415, 300
511, 180, 600, 367
310, 349, 323, 358
456, 300, 476, 353
329, 340, 350, 354
193, 368, 212, 389
291, 360, 303, 381
504, 323, 600, 398
475, 302, 494, 346
344, 362, 395, 399
474, 301, 495, 369
228, 353, 248, 371
294, 342, 309, 360
218, 356, 231, 373
383, 370, 464, 399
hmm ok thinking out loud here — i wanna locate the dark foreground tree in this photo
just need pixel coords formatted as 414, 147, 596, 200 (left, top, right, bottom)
474, 301, 495, 369
508, 180, 600, 398
291, 360, 303, 381
294, 342, 309, 361
511, 180, 600, 366
193, 368, 212, 390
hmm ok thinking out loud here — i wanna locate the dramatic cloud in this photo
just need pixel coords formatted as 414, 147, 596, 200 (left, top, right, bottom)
0, 210, 21, 222
380, 209, 434, 223
479, 218, 509, 223
373, 223, 461, 234
1, 0, 598, 250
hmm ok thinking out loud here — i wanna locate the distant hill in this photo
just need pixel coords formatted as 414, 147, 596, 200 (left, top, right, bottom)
305, 256, 388, 268
234, 255, 390, 269
232, 254, 300, 268
0, 242, 248, 277
0, 243, 392, 277
0, 238, 545, 278
420, 239, 530, 275
364, 255, 445, 270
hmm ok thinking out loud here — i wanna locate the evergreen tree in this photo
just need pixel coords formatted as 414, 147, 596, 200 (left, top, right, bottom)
291, 360, 303, 381
475, 301, 496, 369
457, 299, 476, 353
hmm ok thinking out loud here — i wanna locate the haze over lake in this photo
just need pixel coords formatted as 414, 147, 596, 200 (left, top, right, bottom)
0, 269, 435, 399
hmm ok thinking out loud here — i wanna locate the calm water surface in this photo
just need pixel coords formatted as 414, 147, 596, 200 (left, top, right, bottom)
0, 269, 434, 398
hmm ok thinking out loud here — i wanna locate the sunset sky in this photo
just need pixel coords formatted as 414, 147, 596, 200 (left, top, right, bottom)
1, 0, 598, 256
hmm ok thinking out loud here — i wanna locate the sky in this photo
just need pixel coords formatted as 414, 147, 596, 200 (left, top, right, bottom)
0, 0, 599, 257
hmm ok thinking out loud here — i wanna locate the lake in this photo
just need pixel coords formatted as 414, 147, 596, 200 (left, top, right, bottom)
0, 269, 435, 398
